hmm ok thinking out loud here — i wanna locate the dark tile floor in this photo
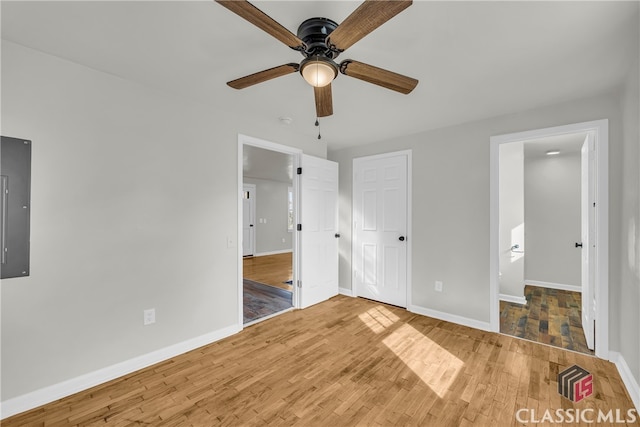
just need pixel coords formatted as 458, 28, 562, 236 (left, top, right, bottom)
243, 279, 292, 324
500, 285, 594, 355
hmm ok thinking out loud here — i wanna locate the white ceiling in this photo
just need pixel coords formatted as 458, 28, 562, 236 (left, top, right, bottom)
2, 1, 638, 151
243, 144, 293, 182
524, 132, 587, 159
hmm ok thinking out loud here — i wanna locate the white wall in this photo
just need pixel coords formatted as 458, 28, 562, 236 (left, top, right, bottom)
499, 142, 525, 300
619, 55, 640, 388
524, 147, 581, 287
243, 178, 293, 255
330, 92, 623, 332
0, 41, 325, 406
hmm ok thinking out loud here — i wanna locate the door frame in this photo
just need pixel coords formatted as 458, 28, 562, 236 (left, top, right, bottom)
237, 134, 301, 327
580, 133, 596, 350
242, 183, 256, 257
352, 149, 413, 309
489, 119, 609, 359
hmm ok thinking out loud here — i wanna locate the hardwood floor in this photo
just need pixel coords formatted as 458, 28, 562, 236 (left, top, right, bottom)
500, 285, 594, 355
4, 296, 637, 426
243, 252, 292, 291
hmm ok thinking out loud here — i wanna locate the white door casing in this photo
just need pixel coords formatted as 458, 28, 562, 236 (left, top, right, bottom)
242, 184, 256, 257
581, 133, 595, 350
353, 152, 408, 307
298, 154, 339, 309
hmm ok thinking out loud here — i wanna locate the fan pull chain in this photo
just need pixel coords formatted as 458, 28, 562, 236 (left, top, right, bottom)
315, 117, 321, 140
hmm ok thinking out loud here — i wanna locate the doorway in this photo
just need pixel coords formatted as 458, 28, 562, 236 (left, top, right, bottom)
352, 150, 412, 308
490, 120, 609, 359
237, 135, 340, 325
239, 137, 298, 325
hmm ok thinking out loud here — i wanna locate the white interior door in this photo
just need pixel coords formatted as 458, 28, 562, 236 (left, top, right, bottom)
298, 154, 339, 308
353, 153, 408, 307
242, 184, 255, 257
581, 134, 595, 350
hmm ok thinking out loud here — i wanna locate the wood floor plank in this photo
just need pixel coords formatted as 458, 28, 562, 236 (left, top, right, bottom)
3, 295, 638, 426
243, 253, 292, 291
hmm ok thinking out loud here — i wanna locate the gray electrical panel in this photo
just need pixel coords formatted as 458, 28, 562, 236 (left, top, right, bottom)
1, 136, 31, 279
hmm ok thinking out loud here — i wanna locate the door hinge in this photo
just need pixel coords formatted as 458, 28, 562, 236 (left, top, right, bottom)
297, 224, 302, 231
297, 167, 302, 175
297, 280, 302, 288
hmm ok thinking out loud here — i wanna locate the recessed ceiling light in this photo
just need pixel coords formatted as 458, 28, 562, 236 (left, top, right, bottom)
546, 150, 560, 156
279, 116, 293, 125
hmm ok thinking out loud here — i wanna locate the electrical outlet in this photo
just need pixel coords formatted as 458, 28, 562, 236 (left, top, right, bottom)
282, 238, 286, 243
435, 281, 443, 292
144, 308, 156, 325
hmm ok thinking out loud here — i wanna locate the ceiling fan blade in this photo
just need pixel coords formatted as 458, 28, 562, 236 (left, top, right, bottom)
216, 0, 305, 50
227, 63, 299, 89
314, 84, 333, 117
327, 0, 412, 52
340, 60, 418, 94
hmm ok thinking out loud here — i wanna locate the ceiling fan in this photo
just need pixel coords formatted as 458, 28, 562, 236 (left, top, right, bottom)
216, 0, 419, 118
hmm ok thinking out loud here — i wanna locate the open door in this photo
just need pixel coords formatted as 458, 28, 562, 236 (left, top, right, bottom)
581, 133, 595, 350
242, 184, 256, 257
298, 154, 339, 308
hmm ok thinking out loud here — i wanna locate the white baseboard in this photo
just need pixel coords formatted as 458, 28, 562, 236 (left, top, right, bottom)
339, 287, 354, 297
252, 249, 293, 257
610, 351, 640, 411
408, 305, 492, 332
0, 324, 241, 420
499, 293, 527, 305
525, 280, 581, 293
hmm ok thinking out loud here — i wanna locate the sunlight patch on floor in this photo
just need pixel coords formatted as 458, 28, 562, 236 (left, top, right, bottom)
382, 324, 464, 398
358, 305, 400, 334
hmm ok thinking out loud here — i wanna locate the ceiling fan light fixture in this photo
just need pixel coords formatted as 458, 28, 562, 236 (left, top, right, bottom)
300, 56, 337, 88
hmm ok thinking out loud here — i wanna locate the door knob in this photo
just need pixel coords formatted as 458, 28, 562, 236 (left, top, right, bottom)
398, 236, 405, 241
335, 233, 341, 238
575, 242, 583, 248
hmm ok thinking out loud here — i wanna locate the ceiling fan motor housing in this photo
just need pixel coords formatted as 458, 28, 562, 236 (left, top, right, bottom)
297, 17, 339, 58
